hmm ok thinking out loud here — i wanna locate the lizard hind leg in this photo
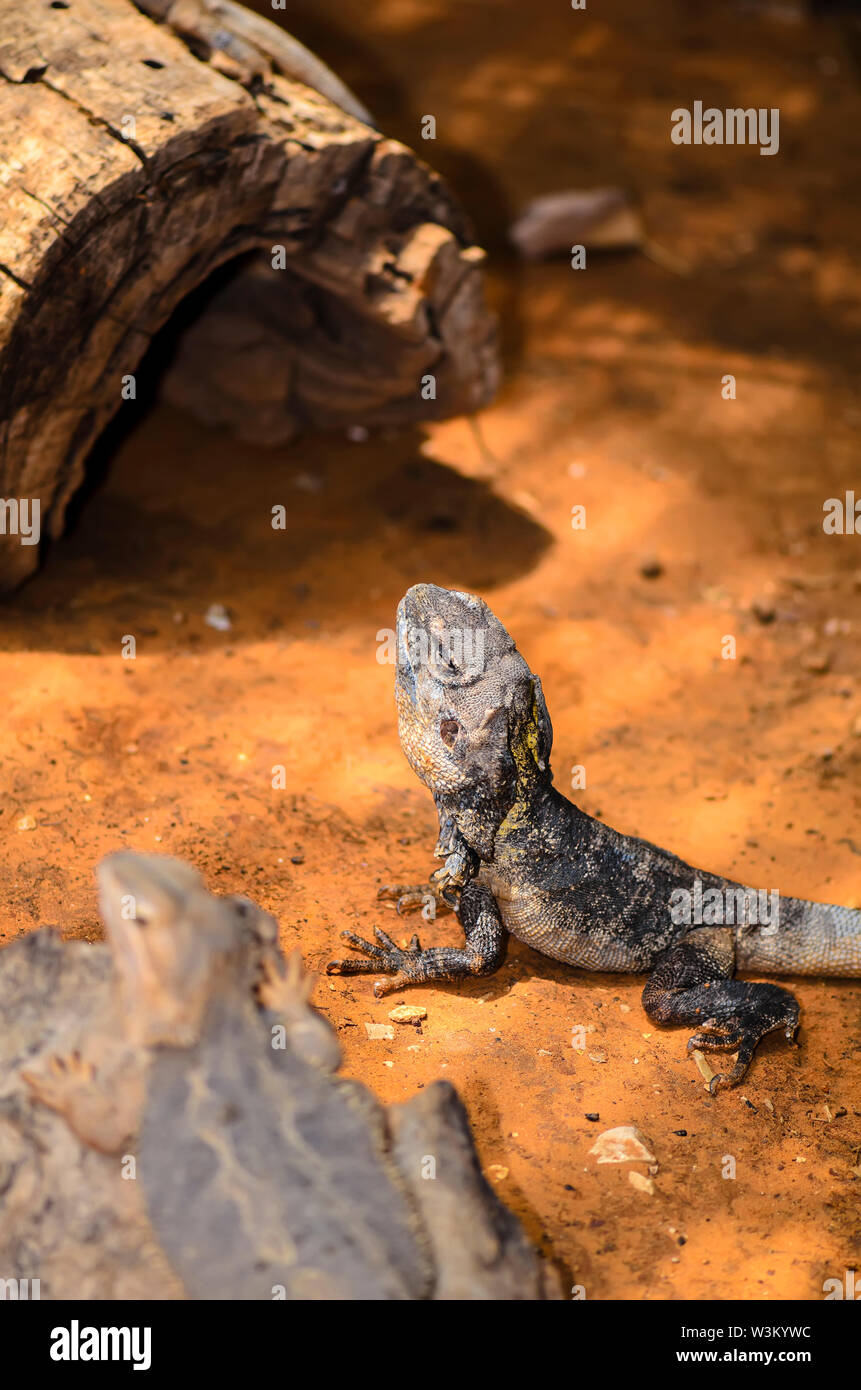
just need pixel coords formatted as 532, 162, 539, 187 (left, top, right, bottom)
642, 927, 800, 1093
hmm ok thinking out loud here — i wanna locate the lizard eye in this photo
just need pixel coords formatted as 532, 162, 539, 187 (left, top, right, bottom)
439, 717, 460, 749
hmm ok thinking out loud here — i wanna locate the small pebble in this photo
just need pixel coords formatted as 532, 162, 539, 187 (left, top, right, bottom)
629, 1171, 655, 1195
639, 556, 663, 580
293, 471, 324, 491
752, 598, 776, 624
585, 1113, 600, 1122
388, 1004, 427, 1024
204, 603, 232, 632
801, 649, 831, 674
364, 1023, 394, 1041
589, 1125, 656, 1165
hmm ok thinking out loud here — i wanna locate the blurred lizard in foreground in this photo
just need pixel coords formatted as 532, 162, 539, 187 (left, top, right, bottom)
5, 851, 556, 1299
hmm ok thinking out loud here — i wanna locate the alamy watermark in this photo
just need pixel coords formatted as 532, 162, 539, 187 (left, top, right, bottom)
50, 1321, 151, 1370
670, 879, 779, 932
0, 498, 40, 546
823, 1270, 859, 1300
823, 491, 859, 534
0, 1277, 40, 1299
376, 625, 486, 675
671, 103, 779, 156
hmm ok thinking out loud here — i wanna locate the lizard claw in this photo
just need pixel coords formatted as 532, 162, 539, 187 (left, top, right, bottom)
377, 853, 470, 918
326, 926, 424, 997
377, 883, 453, 918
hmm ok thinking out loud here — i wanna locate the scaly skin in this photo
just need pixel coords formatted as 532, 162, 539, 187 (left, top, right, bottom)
329, 584, 861, 1092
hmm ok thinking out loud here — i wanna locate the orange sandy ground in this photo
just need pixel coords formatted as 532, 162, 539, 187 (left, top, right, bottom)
1, 0, 859, 1299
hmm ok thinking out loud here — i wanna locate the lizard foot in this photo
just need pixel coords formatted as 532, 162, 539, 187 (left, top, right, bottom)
258, 950, 341, 1072
643, 930, 801, 1092
22, 1048, 143, 1153
685, 998, 800, 1094
377, 883, 454, 919
377, 848, 477, 918
327, 884, 507, 997
256, 949, 314, 1012
326, 926, 424, 997
22, 1050, 96, 1114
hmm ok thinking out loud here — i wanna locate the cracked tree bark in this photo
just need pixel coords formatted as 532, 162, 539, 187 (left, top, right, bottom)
0, 0, 498, 591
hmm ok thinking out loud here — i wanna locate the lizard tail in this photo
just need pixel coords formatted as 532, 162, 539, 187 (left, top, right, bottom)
735, 896, 861, 978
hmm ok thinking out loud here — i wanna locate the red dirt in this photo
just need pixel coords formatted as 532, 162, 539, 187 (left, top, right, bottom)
1, 0, 858, 1299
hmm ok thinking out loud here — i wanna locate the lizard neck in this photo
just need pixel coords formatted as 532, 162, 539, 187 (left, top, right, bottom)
496, 767, 561, 842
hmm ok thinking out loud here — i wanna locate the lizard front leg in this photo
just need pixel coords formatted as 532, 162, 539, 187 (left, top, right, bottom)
257, 951, 342, 1073
327, 881, 506, 997
377, 812, 479, 918
22, 1050, 144, 1154
642, 926, 800, 1092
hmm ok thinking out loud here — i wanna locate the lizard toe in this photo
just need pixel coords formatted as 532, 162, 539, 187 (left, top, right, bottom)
372, 974, 408, 999
339, 929, 387, 957
373, 926, 401, 952
707, 1041, 756, 1093
687, 1025, 742, 1054
326, 956, 377, 976
327, 930, 402, 978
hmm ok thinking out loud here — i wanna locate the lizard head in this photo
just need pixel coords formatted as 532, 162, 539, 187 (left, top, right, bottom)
97, 851, 278, 1047
395, 584, 553, 857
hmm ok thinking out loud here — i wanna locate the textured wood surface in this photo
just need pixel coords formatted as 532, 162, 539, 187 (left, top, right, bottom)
0, 0, 498, 589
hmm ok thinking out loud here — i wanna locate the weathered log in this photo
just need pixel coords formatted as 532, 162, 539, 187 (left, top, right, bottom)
0, 0, 498, 590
